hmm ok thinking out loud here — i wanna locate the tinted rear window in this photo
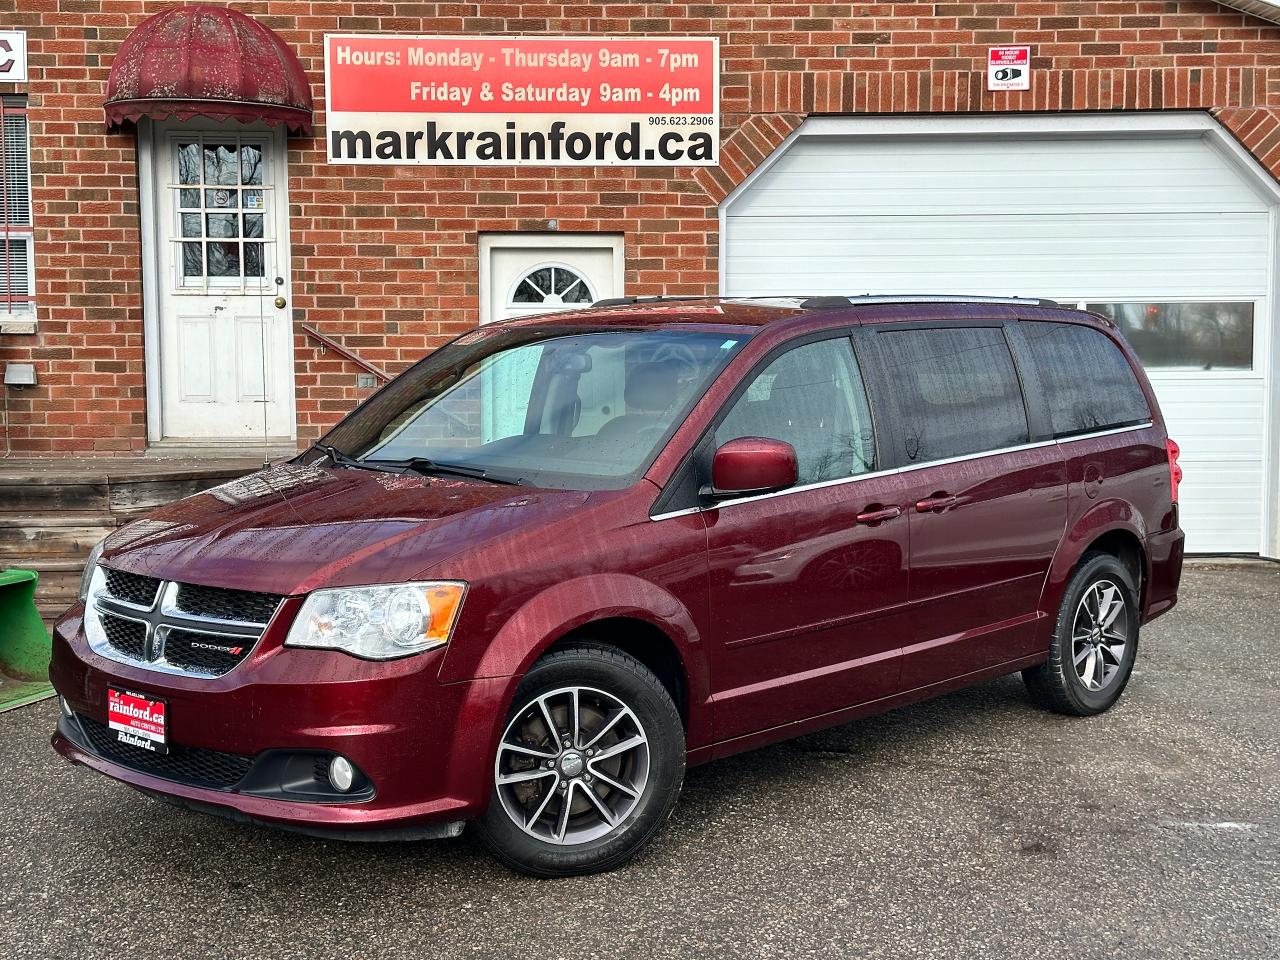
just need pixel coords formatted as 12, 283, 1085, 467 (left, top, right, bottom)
877, 327, 1029, 464
1021, 322, 1151, 437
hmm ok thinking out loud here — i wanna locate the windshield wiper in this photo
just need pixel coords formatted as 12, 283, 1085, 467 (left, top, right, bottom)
310, 443, 404, 474
366, 457, 524, 486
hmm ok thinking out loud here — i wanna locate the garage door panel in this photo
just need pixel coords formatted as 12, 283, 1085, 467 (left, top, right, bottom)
724, 127, 1273, 554
725, 213, 1270, 300
737, 137, 1267, 217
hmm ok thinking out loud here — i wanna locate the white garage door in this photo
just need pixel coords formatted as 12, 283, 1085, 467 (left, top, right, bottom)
723, 116, 1276, 555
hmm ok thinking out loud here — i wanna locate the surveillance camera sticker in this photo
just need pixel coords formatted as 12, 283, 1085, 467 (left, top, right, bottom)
988, 46, 1031, 91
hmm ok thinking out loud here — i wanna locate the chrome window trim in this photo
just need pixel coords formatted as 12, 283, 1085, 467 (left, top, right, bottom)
649, 421, 1153, 521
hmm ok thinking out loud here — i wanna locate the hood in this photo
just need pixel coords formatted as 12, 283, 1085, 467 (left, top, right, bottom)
100, 463, 592, 595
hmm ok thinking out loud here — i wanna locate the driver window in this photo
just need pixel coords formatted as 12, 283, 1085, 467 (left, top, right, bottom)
714, 338, 876, 485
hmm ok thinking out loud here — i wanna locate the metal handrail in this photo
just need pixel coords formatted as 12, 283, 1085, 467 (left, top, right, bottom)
300, 323, 391, 383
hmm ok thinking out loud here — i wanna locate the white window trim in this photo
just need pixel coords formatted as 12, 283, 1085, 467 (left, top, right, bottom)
1, 96, 35, 331
478, 232, 624, 326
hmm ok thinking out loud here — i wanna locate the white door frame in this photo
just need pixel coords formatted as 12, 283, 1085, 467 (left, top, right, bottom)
478, 232, 625, 325
719, 111, 1280, 559
137, 118, 297, 447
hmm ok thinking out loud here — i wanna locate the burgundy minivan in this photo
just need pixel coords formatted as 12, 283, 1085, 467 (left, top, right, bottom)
50, 296, 1184, 876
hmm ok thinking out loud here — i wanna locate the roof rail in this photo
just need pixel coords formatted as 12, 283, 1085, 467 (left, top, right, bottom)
799, 294, 1061, 309
590, 295, 711, 308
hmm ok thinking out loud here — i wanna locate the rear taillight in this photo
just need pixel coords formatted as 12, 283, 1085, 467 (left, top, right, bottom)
1166, 438, 1182, 503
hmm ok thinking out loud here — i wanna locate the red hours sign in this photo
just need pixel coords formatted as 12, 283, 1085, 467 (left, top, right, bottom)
324, 35, 719, 166
987, 45, 1031, 91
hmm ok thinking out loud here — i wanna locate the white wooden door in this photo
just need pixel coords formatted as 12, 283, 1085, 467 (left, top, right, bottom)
154, 126, 294, 443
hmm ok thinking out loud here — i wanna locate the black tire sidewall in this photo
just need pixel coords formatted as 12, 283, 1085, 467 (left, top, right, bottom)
1053, 554, 1141, 713
475, 646, 685, 877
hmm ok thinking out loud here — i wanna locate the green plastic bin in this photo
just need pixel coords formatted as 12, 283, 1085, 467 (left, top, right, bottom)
0, 568, 53, 711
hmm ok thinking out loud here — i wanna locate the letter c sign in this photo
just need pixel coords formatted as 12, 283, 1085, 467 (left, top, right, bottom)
0, 32, 28, 82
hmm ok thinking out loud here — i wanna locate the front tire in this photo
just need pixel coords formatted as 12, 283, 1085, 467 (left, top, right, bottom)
1023, 551, 1140, 716
476, 643, 685, 877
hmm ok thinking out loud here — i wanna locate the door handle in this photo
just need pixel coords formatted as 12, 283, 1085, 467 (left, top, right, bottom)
855, 505, 902, 525
915, 494, 959, 513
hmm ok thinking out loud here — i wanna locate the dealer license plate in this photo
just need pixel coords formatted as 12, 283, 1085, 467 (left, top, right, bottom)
106, 687, 168, 755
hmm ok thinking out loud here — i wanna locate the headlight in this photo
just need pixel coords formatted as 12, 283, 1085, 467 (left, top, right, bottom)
78, 537, 108, 602
284, 582, 466, 660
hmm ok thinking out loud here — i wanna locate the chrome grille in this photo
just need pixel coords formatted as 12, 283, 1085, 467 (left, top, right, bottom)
173, 583, 282, 625
101, 614, 146, 660
103, 569, 162, 607
85, 566, 281, 679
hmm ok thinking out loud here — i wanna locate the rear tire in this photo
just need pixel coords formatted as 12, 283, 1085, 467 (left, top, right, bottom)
476, 643, 685, 877
1023, 551, 1140, 716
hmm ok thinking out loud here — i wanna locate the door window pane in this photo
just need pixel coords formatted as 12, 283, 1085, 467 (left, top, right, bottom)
207, 242, 240, 277
206, 213, 239, 238
1022, 322, 1151, 437
878, 327, 1028, 463
240, 144, 264, 184
181, 243, 203, 277
715, 338, 876, 485
177, 143, 200, 184
203, 144, 240, 185
1087, 302, 1253, 370
244, 244, 265, 277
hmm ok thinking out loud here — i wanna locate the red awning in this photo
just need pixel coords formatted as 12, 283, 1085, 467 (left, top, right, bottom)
104, 5, 313, 134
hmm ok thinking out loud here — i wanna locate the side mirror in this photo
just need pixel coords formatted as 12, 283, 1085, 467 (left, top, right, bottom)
704, 437, 799, 499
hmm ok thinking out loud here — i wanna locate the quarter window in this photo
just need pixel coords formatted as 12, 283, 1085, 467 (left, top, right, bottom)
715, 338, 876, 485
1021, 322, 1150, 438
1, 95, 33, 318
1086, 302, 1253, 371
877, 327, 1028, 463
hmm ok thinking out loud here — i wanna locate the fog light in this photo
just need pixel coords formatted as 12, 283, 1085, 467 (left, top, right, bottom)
59, 696, 74, 718
328, 756, 355, 793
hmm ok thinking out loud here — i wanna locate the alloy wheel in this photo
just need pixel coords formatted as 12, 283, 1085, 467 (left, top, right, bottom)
495, 686, 650, 845
1072, 579, 1130, 692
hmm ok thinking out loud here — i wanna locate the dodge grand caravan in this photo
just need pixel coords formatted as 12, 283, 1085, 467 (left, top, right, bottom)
50, 295, 1184, 876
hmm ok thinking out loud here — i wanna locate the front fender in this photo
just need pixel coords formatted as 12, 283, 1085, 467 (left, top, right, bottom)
438, 572, 710, 759
440, 572, 704, 683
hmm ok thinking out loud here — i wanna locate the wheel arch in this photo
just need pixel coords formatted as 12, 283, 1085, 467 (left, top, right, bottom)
439, 573, 711, 749
546, 617, 690, 729
1042, 500, 1149, 625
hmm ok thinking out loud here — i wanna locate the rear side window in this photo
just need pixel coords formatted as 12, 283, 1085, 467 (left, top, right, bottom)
715, 338, 876, 485
1021, 322, 1151, 437
876, 327, 1029, 464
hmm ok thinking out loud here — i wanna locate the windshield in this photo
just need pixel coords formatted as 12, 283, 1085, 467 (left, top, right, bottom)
317, 326, 747, 489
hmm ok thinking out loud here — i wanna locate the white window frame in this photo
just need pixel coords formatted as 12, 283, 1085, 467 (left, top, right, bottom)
1, 95, 34, 327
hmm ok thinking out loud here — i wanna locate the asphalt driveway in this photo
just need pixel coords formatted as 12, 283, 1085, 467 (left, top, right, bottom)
1, 562, 1276, 960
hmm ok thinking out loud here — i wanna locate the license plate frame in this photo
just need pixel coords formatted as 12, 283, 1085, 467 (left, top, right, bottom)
106, 686, 169, 755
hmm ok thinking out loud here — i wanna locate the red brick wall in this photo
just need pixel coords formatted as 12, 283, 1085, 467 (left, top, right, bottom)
4, 1, 1280, 454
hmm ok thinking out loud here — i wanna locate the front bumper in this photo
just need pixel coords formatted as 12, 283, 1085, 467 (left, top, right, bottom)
49, 610, 511, 837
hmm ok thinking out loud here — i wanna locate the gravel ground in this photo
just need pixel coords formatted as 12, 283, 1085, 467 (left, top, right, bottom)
1, 562, 1277, 960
